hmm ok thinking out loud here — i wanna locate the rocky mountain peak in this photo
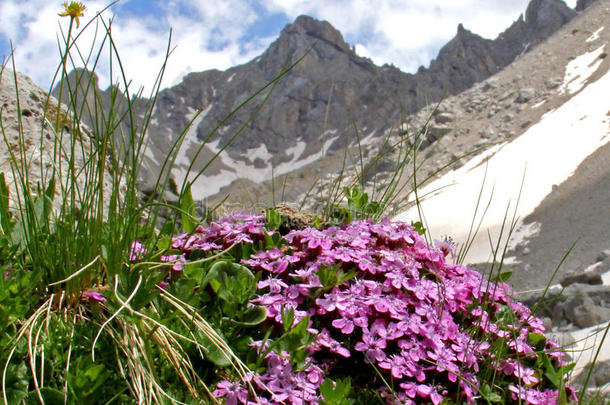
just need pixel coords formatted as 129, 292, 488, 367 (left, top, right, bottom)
282, 15, 351, 53
456, 23, 469, 37
525, 0, 576, 39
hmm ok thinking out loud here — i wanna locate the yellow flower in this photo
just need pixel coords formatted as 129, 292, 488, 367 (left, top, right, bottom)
58, 2, 86, 28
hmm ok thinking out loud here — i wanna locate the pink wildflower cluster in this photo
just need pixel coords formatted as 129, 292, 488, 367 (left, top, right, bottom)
168, 214, 574, 404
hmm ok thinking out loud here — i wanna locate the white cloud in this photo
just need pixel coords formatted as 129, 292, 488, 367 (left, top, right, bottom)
2, 0, 271, 92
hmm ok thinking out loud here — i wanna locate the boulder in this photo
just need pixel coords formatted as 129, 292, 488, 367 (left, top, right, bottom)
560, 269, 604, 287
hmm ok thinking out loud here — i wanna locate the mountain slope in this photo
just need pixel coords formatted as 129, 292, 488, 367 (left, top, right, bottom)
390, 0, 609, 293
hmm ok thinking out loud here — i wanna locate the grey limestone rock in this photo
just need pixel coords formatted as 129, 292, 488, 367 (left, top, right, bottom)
434, 112, 455, 124
517, 87, 536, 103
576, 0, 599, 11
427, 124, 453, 139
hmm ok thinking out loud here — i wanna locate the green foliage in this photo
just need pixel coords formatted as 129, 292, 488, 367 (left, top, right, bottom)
203, 260, 257, 305
491, 270, 514, 283
265, 207, 283, 231
269, 315, 315, 367
478, 384, 503, 403
329, 186, 383, 225
180, 181, 197, 233
3, 362, 29, 404
316, 264, 357, 295
410, 220, 426, 235
0, 173, 12, 236
320, 378, 355, 405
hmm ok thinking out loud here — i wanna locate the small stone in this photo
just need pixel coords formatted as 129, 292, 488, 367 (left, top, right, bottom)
521, 120, 532, 128
482, 78, 499, 91
427, 124, 452, 138
596, 250, 610, 262
498, 90, 514, 102
503, 113, 514, 123
544, 77, 562, 89
434, 112, 455, 124
516, 88, 535, 103
482, 126, 496, 139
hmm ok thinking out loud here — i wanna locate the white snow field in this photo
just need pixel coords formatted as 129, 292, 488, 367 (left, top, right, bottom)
395, 61, 609, 265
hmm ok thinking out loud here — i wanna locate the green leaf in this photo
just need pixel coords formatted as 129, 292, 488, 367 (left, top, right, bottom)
478, 384, 502, 403
3, 362, 29, 404
282, 307, 295, 332
232, 305, 267, 326
317, 265, 355, 290
491, 271, 513, 283
264, 231, 286, 249
24, 387, 65, 405
320, 378, 354, 405
272, 316, 314, 366
180, 182, 196, 233
198, 330, 232, 367
545, 359, 576, 389
0, 173, 13, 236
71, 362, 109, 398
527, 332, 547, 349
411, 221, 426, 235
202, 261, 257, 304
157, 234, 173, 250
265, 208, 282, 231
365, 201, 381, 215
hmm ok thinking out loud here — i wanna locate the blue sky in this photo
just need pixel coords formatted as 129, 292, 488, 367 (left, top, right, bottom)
0, 0, 577, 92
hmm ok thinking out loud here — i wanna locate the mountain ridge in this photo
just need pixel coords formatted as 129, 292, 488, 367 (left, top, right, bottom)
53, 0, 587, 199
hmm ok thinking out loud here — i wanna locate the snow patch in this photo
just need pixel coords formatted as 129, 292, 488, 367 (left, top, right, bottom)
360, 129, 377, 146
172, 104, 213, 180
227, 73, 236, 83
244, 144, 272, 162
586, 26, 604, 43
395, 69, 610, 264
276, 137, 339, 174
144, 143, 160, 166
176, 136, 339, 199
560, 45, 605, 95
531, 100, 546, 109
285, 141, 306, 161
170, 66, 193, 87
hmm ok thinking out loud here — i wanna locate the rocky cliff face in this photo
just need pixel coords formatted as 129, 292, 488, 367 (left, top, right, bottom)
53, 0, 579, 200
576, 0, 600, 11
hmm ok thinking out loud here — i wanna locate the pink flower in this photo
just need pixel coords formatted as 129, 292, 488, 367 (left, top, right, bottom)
129, 241, 147, 262
213, 380, 248, 405
331, 317, 355, 334
160, 254, 186, 271
82, 291, 105, 302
